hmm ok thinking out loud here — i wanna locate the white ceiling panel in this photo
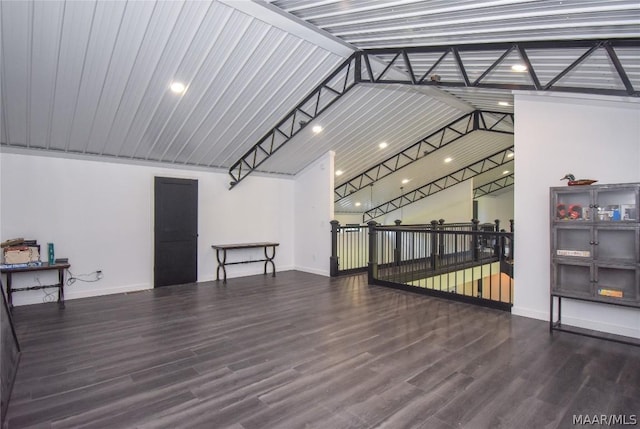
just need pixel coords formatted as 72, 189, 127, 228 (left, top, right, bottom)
260, 84, 464, 175
81, 0, 159, 155
1, 0, 32, 146
0, 0, 346, 172
65, 1, 129, 153
444, 87, 514, 112
88, 0, 187, 156
268, 0, 640, 47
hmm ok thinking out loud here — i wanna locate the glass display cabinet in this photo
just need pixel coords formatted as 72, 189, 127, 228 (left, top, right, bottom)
549, 182, 639, 344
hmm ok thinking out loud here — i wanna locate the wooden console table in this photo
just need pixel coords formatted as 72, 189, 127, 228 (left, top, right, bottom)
211, 242, 279, 283
1, 262, 70, 309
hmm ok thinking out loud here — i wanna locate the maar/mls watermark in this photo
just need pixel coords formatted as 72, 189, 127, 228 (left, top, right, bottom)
573, 414, 637, 426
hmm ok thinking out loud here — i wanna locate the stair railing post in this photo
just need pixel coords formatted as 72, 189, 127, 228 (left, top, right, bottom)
430, 220, 439, 270
394, 219, 402, 266
330, 220, 340, 277
367, 221, 378, 284
438, 219, 446, 258
493, 219, 501, 257
472, 219, 480, 261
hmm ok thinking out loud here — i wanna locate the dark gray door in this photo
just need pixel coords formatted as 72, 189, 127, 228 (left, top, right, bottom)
154, 177, 198, 287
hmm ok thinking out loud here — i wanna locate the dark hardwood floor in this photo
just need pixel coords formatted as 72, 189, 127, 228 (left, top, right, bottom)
5, 271, 640, 428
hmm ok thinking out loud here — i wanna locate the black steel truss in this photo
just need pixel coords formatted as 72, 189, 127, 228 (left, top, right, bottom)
473, 173, 514, 199
359, 39, 640, 96
228, 38, 638, 188
228, 53, 360, 189
363, 147, 514, 222
335, 110, 513, 201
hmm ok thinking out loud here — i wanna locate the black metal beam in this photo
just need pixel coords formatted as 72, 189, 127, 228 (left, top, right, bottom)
474, 173, 515, 198
363, 147, 514, 222
335, 111, 514, 201
359, 39, 640, 97
228, 38, 638, 189
228, 53, 359, 189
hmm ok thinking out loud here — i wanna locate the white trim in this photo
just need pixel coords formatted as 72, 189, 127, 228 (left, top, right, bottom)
198, 265, 296, 283
219, 0, 355, 58
294, 265, 330, 277
511, 306, 548, 321
64, 283, 151, 300
513, 90, 640, 106
0, 145, 295, 181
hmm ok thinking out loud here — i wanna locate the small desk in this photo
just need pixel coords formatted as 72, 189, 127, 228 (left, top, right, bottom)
211, 242, 279, 283
1, 262, 70, 309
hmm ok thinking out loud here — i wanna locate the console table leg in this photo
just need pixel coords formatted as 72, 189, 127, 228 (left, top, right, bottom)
265, 245, 277, 277
6, 273, 13, 309
215, 248, 228, 283
58, 268, 65, 309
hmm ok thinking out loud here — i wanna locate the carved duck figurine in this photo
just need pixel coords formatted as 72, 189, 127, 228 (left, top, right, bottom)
561, 174, 598, 186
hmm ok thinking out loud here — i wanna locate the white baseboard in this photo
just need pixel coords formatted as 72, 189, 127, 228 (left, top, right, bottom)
11, 283, 152, 306
511, 306, 548, 321
66, 283, 151, 300
198, 265, 296, 283
294, 266, 329, 277
513, 305, 640, 339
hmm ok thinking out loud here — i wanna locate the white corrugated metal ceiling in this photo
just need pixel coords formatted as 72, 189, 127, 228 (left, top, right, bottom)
1, 0, 638, 219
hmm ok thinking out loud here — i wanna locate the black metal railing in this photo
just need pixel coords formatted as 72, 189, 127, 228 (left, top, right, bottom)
330, 221, 369, 276
366, 220, 514, 311
331, 218, 513, 278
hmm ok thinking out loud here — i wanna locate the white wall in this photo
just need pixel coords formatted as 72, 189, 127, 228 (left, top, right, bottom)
294, 151, 334, 276
514, 92, 640, 338
379, 181, 473, 225
476, 188, 514, 229
1, 153, 295, 306
0, 152, 2, 245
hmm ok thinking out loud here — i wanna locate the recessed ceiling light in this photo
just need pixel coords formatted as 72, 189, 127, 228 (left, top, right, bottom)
511, 64, 527, 72
170, 81, 186, 94
355, 202, 361, 207
379, 142, 388, 149
507, 153, 514, 158
498, 101, 511, 106
402, 179, 410, 184
444, 157, 453, 163
335, 170, 343, 176
503, 170, 510, 175
312, 125, 323, 133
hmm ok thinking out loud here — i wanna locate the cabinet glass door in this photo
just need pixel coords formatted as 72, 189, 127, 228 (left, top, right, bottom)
554, 190, 591, 221
595, 228, 639, 262
595, 265, 638, 303
594, 188, 638, 222
553, 261, 592, 297
555, 227, 591, 258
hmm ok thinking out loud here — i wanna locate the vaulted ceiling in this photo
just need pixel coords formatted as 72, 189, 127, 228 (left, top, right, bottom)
1, 0, 638, 218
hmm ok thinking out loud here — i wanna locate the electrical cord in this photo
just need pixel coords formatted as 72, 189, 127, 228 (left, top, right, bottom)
66, 269, 103, 286
35, 276, 57, 303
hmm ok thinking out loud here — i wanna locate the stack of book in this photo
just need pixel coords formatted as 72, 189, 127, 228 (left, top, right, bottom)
0, 238, 43, 269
